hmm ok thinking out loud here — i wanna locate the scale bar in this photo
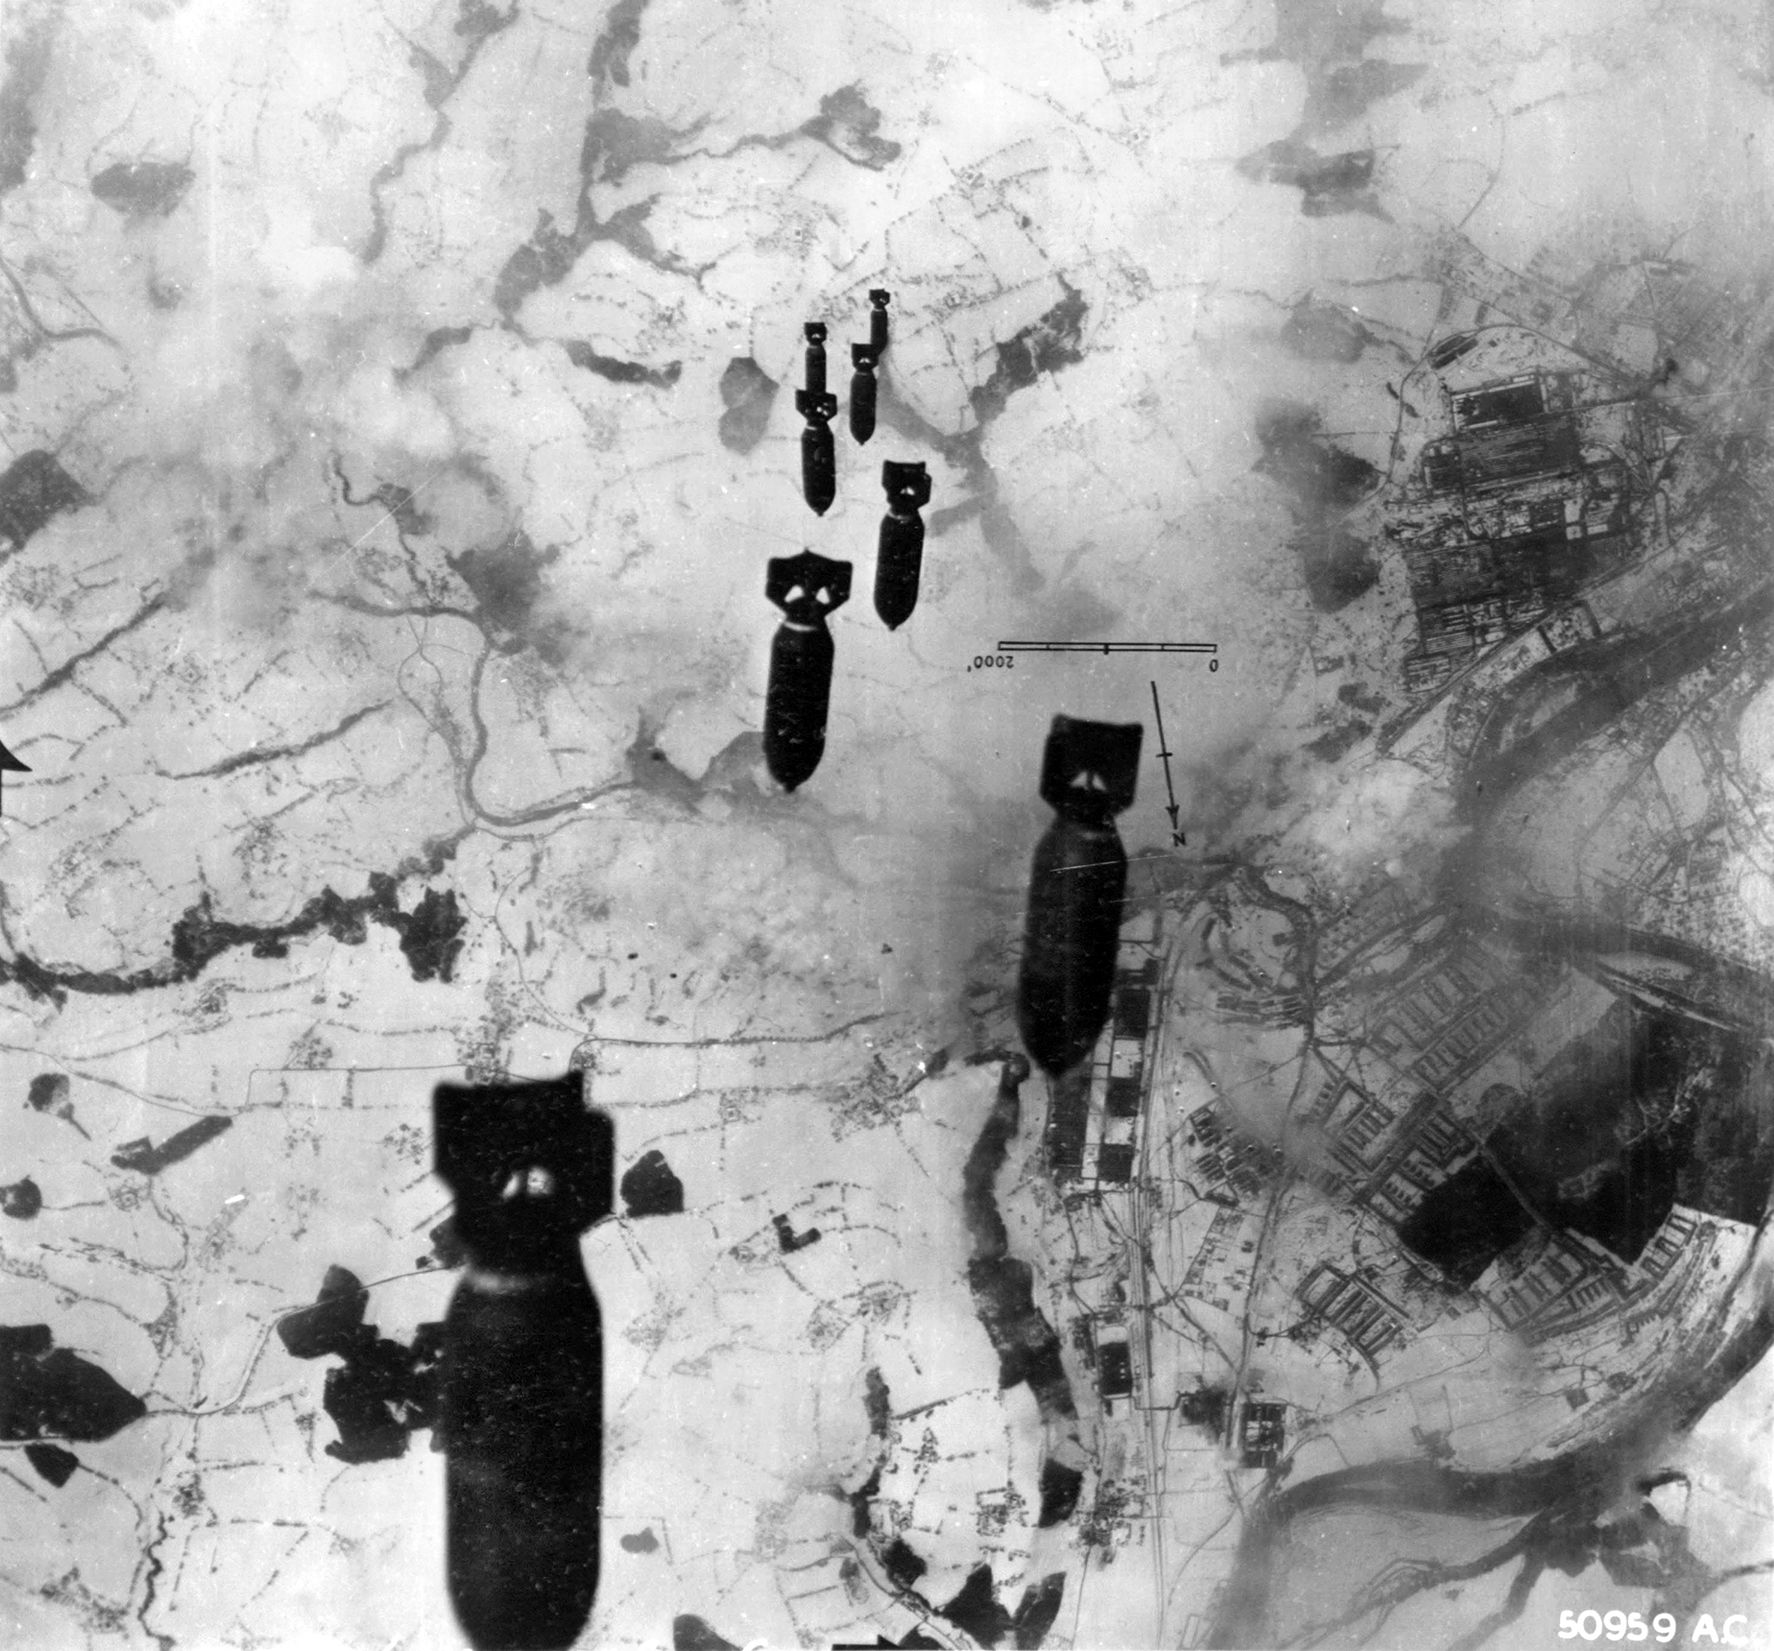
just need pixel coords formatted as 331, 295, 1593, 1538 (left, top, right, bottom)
995, 640, 1219, 655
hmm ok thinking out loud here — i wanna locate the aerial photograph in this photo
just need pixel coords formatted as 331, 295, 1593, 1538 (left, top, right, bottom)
0, 0, 1771, 1647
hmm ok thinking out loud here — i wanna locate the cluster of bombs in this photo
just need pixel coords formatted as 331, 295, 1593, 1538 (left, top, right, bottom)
764, 301, 1160, 1088
761, 291, 933, 792
423, 281, 1179, 1646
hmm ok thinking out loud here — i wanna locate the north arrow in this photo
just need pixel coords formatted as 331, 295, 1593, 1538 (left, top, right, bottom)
1148, 681, 1184, 847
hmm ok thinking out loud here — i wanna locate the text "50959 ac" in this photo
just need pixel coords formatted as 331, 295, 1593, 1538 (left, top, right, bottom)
1558, 1611, 1756, 1645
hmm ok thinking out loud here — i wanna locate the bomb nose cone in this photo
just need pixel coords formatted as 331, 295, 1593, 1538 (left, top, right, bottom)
872, 554, 918, 630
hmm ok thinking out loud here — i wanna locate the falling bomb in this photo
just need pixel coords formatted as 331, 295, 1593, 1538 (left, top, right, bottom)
874, 460, 931, 631
868, 288, 891, 357
434, 1074, 610, 1651
1016, 715, 1143, 1077
849, 343, 878, 444
764, 549, 852, 792
797, 322, 836, 515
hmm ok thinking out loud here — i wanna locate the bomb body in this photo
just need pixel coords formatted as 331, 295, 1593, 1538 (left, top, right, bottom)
798, 322, 836, 514
441, 1265, 601, 1650
850, 344, 878, 444
1014, 716, 1143, 1076
1017, 816, 1128, 1076
874, 460, 930, 631
796, 388, 837, 516
763, 551, 852, 792
803, 320, 828, 393
434, 1077, 611, 1651
764, 618, 836, 792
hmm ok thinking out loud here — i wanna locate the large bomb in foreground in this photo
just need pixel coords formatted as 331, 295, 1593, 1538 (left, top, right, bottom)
1016, 715, 1143, 1076
434, 1074, 610, 1651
